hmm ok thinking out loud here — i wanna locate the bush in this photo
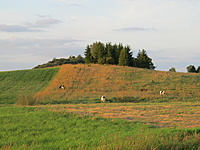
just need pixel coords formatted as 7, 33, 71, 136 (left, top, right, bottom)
187, 65, 196, 73
16, 94, 38, 106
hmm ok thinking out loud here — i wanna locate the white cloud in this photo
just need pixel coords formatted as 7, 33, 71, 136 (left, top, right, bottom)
0, 24, 42, 32
114, 27, 157, 32
25, 18, 62, 28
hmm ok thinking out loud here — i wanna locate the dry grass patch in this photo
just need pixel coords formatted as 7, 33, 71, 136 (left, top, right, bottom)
39, 102, 200, 129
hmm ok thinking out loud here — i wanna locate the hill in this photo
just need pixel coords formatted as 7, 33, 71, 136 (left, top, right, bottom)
0, 64, 199, 105
0, 68, 59, 104
35, 64, 200, 104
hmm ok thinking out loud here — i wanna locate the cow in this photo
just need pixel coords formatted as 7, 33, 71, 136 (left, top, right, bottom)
101, 95, 106, 102
141, 89, 148, 92
59, 85, 65, 89
160, 91, 165, 95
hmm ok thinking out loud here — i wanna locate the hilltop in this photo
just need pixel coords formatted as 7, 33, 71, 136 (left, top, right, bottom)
36, 64, 200, 104
0, 64, 199, 105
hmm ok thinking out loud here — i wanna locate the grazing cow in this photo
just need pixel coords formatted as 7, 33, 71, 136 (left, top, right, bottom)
160, 91, 165, 95
59, 85, 65, 89
101, 96, 106, 102
141, 89, 148, 92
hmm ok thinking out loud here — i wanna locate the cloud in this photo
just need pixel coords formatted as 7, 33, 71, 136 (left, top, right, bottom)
25, 18, 62, 28
115, 27, 157, 32
0, 37, 85, 70
0, 37, 82, 50
0, 15, 62, 32
0, 24, 41, 32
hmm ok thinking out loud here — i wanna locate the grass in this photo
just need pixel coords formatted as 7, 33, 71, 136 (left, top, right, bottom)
35, 64, 200, 104
40, 102, 200, 129
0, 67, 59, 104
0, 106, 199, 150
0, 64, 199, 149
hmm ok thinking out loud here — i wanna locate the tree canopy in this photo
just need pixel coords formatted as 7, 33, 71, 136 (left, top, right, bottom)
33, 55, 85, 69
34, 41, 156, 70
84, 42, 155, 70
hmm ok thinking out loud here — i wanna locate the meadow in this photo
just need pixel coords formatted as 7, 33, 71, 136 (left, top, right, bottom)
36, 64, 200, 104
0, 67, 59, 104
0, 64, 199, 149
0, 106, 199, 150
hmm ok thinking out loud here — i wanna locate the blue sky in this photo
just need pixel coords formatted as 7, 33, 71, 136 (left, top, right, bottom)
0, 0, 199, 72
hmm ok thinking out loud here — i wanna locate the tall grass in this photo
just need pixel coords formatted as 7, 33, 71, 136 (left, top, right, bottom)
36, 64, 200, 104
0, 67, 59, 104
0, 106, 199, 149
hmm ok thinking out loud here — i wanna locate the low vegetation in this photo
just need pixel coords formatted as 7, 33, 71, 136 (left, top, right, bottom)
42, 102, 200, 129
0, 67, 59, 104
36, 64, 200, 104
0, 106, 199, 150
0, 64, 199, 149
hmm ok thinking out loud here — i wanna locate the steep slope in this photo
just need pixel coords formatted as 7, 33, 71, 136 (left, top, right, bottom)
36, 64, 200, 103
0, 67, 59, 104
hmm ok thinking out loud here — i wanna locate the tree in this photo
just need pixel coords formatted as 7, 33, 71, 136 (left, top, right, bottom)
90, 42, 105, 63
84, 45, 93, 63
197, 66, 200, 73
186, 65, 196, 73
136, 49, 155, 70
105, 43, 115, 64
169, 67, 176, 72
118, 48, 130, 66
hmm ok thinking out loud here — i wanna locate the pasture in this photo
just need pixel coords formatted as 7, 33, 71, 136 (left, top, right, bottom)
0, 64, 199, 149
36, 64, 200, 104
0, 106, 199, 150
0, 67, 59, 104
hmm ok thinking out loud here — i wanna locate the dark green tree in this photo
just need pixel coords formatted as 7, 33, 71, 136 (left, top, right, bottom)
114, 43, 123, 65
118, 48, 130, 66
90, 42, 105, 63
105, 43, 115, 64
84, 45, 93, 63
136, 49, 155, 70
187, 65, 196, 73
197, 66, 200, 73
169, 67, 176, 72
124, 45, 133, 66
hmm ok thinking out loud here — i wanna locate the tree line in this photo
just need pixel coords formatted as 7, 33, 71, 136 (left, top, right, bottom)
33, 41, 155, 70
84, 42, 155, 69
33, 55, 85, 69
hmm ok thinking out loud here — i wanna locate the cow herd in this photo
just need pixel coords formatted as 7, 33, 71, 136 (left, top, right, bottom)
59, 85, 166, 102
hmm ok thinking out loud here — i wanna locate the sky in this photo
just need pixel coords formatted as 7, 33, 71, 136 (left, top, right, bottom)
0, 0, 199, 72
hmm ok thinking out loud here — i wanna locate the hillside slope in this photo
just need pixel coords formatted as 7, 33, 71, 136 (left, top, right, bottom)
0, 68, 59, 104
36, 64, 200, 103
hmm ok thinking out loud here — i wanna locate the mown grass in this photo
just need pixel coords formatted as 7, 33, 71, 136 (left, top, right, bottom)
0, 67, 59, 104
0, 106, 199, 150
36, 64, 200, 104
43, 102, 200, 129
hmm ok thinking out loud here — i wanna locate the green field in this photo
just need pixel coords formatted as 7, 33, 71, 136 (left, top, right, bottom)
0, 106, 199, 150
0, 67, 59, 104
0, 65, 199, 149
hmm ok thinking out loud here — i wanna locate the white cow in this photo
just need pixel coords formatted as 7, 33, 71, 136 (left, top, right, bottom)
101, 96, 106, 102
160, 91, 165, 95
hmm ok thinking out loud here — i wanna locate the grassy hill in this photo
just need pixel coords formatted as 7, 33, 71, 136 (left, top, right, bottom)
0, 68, 59, 104
35, 64, 200, 104
0, 64, 199, 105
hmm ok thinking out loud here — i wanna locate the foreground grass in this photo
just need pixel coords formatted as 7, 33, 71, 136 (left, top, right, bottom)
42, 102, 200, 129
0, 106, 199, 150
0, 67, 59, 104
